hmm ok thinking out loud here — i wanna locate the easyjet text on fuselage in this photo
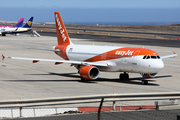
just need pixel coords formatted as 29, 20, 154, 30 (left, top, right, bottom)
115, 50, 134, 56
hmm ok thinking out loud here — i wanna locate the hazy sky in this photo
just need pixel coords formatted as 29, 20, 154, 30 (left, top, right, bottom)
0, 0, 180, 24
1, 0, 180, 8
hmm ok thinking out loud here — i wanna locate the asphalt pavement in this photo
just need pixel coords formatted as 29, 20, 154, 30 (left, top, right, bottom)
4, 109, 180, 120
32, 31, 180, 48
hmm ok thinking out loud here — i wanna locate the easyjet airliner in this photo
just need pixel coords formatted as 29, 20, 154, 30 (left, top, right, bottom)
2, 12, 177, 85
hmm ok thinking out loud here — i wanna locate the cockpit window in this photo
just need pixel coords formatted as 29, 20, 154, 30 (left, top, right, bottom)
157, 56, 160, 59
143, 55, 161, 59
143, 55, 147, 59
151, 56, 156, 59
147, 56, 150, 59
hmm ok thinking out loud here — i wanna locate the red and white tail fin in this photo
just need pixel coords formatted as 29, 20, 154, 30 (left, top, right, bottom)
54, 12, 72, 46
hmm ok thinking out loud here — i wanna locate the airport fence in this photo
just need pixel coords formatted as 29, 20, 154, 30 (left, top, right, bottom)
0, 92, 180, 120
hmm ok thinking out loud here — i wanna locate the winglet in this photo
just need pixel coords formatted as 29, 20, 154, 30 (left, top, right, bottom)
1, 54, 5, 60
173, 51, 176, 54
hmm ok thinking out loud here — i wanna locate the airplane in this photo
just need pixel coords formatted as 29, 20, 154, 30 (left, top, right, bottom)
0, 18, 24, 28
1, 12, 177, 85
0, 17, 33, 36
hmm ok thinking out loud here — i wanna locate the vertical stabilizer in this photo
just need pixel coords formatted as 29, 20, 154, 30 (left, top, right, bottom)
54, 12, 72, 45
13, 18, 24, 27
22, 17, 33, 28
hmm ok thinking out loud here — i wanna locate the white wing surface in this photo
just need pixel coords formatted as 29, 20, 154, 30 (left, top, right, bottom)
2, 55, 108, 67
160, 51, 177, 59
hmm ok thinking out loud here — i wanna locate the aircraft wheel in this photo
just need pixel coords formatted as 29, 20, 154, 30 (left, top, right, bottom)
142, 80, 148, 85
119, 74, 124, 80
145, 80, 148, 85
142, 80, 145, 85
124, 74, 129, 80
80, 76, 86, 81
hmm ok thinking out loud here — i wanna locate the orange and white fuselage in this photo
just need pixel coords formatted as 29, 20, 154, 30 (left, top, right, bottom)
54, 44, 164, 73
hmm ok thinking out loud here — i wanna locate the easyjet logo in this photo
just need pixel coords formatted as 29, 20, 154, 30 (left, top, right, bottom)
27, 21, 32, 26
56, 14, 67, 42
115, 50, 134, 56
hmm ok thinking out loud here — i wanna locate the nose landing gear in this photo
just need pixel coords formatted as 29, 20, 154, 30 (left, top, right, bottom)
142, 74, 148, 85
119, 72, 149, 85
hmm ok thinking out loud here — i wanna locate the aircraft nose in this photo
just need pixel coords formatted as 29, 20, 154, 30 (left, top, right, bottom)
155, 59, 164, 70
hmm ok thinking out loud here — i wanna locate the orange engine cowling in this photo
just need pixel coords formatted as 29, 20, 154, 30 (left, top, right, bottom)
79, 66, 99, 80
145, 73, 158, 78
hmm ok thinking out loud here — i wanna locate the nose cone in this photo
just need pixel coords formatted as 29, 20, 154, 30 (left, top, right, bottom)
151, 59, 164, 71
158, 60, 164, 70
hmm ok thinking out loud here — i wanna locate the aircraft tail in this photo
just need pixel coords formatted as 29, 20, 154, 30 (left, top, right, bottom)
22, 17, 33, 28
13, 18, 24, 27
54, 12, 72, 46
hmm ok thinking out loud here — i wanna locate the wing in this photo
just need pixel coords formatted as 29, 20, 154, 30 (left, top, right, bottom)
1, 54, 108, 67
160, 51, 177, 59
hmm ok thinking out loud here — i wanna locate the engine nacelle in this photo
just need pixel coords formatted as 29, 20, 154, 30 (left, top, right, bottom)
79, 66, 99, 80
145, 73, 158, 78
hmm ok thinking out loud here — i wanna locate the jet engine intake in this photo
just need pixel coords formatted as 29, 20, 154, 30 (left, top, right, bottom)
79, 66, 99, 80
145, 73, 158, 78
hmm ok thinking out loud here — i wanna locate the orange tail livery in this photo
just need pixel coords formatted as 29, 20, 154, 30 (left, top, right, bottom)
55, 12, 72, 46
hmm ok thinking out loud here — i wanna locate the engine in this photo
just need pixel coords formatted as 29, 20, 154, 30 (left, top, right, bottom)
79, 66, 99, 80
145, 73, 158, 78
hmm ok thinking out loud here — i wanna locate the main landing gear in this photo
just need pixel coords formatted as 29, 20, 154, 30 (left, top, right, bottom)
119, 72, 129, 80
80, 76, 86, 82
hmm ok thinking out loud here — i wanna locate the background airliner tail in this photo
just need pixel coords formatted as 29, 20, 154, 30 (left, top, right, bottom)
54, 12, 72, 46
13, 18, 24, 27
22, 17, 33, 28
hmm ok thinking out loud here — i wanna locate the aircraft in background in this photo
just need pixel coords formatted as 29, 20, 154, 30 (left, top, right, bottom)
0, 18, 24, 28
1, 12, 177, 85
0, 17, 33, 36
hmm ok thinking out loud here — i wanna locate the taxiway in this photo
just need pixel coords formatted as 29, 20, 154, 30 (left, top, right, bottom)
0, 33, 179, 102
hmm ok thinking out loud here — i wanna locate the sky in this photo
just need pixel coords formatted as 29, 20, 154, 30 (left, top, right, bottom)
0, 0, 180, 25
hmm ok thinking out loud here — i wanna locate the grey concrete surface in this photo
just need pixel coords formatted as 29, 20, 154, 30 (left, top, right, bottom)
0, 34, 179, 107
